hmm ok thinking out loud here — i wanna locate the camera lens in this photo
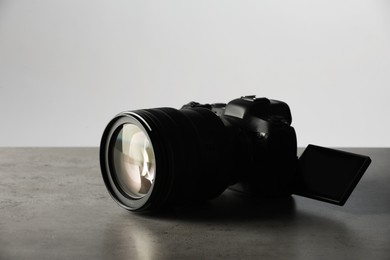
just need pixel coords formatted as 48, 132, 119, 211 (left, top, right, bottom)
100, 107, 233, 212
111, 123, 156, 199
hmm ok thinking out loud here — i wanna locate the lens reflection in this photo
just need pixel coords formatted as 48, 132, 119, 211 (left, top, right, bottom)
113, 124, 156, 198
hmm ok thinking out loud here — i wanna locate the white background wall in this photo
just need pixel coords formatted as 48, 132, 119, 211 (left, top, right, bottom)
0, 0, 389, 147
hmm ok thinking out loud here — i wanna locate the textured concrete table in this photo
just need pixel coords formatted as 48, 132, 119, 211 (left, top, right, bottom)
0, 148, 389, 260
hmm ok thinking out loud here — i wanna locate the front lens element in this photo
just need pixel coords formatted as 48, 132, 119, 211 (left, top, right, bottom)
112, 124, 156, 198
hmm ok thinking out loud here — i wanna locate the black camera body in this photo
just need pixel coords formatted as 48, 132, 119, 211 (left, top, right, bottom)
183, 96, 298, 199
100, 95, 371, 212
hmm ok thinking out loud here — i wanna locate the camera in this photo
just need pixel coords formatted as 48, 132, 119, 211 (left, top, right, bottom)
100, 95, 371, 212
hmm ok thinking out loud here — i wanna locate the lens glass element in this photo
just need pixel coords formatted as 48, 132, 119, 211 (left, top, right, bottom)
112, 123, 156, 198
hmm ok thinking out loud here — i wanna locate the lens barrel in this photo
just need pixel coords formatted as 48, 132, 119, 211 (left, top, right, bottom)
100, 107, 232, 212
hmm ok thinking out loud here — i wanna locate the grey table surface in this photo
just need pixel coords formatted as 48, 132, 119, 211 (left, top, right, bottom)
0, 148, 389, 260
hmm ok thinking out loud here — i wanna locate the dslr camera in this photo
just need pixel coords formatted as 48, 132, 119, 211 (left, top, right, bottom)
100, 95, 371, 212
